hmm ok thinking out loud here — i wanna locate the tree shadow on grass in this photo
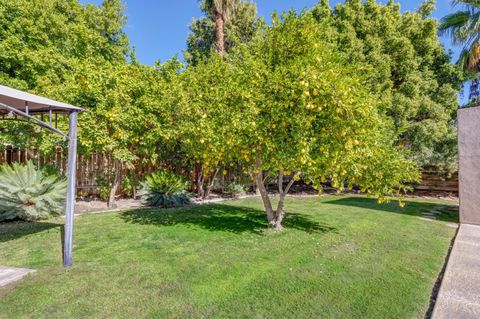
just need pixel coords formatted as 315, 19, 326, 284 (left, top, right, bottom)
120, 204, 337, 235
0, 221, 60, 243
323, 196, 459, 223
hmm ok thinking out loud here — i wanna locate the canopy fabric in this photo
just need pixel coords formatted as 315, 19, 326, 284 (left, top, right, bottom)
0, 85, 83, 114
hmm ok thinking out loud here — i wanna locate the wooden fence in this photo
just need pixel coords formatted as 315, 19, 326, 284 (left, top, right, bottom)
0, 146, 459, 197
415, 170, 458, 194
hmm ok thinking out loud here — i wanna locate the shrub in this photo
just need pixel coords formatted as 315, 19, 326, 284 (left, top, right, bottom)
224, 182, 245, 196
139, 170, 190, 208
122, 174, 138, 198
96, 173, 113, 201
0, 161, 67, 221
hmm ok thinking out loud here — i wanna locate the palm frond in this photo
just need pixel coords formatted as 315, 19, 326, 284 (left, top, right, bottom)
439, 11, 470, 39
439, 11, 480, 46
452, 0, 480, 9
440, 2, 480, 70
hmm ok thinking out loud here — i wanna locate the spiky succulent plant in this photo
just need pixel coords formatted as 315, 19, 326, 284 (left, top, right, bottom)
0, 161, 67, 221
138, 170, 191, 208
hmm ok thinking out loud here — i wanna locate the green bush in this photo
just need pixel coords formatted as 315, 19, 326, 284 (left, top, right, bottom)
122, 173, 138, 198
139, 170, 190, 208
224, 182, 246, 196
0, 161, 67, 221
96, 173, 113, 201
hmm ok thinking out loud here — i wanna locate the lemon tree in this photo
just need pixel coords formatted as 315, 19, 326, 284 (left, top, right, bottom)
179, 13, 419, 230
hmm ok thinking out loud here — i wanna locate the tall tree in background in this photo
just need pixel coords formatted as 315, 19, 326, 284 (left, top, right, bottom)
203, 0, 235, 54
312, 0, 463, 174
186, 0, 260, 63
439, 0, 480, 101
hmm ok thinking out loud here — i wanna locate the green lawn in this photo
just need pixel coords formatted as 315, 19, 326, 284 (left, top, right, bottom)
0, 195, 457, 319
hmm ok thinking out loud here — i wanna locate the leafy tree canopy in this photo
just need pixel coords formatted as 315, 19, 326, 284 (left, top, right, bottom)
0, 0, 131, 156
311, 0, 463, 173
176, 12, 419, 229
0, 0, 129, 90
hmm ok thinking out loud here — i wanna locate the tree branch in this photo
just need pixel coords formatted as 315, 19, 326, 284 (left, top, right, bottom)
278, 170, 284, 194
263, 172, 269, 184
208, 166, 220, 188
284, 172, 300, 195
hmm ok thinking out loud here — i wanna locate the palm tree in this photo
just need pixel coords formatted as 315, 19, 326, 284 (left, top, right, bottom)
440, 0, 480, 100
203, 0, 236, 55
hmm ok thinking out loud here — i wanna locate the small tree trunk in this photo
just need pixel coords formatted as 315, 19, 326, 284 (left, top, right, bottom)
255, 159, 299, 231
196, 164, 205, 199
249, 171, 261, 195
271, 194, 286, 231
108, 159, 122, 208
255, 158, 275, 225
204, 167, 220, 199
215, 12, 225, 55
256, 172, 275, 225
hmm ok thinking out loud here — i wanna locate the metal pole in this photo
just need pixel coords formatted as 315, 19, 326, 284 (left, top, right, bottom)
64, 111, 78, 267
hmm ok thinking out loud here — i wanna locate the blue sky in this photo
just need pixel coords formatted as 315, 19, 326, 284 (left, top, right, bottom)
80, 0, 457, 65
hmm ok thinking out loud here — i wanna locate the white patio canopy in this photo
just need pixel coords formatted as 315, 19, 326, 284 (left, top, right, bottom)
0, 84, 83, 268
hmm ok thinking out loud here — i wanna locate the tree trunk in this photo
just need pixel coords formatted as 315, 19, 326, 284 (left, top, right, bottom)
255, 177, 286, 231
270, 192, 289, 231
215, 12, 225, 55
256, 171, 275, 226
196, 164, 205, 198
255, 163, 299, 231
249, 171, 261, 195
108, 159, 122, 208
204, 167, 220, 199
255, 158, 276, 227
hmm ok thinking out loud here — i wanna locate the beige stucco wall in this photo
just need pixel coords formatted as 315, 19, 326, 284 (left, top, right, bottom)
458, 106, 480, 225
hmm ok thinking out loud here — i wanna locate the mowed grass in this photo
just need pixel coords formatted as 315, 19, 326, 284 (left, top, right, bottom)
0, 195, 457, 319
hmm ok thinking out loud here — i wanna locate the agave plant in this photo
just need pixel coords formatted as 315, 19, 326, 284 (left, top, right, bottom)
0, 161, 67, 221
138, 170, 191, 208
